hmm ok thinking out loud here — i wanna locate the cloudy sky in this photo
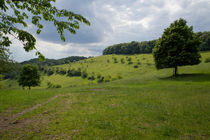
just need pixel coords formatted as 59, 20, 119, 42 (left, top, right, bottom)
10, 0, 210, 62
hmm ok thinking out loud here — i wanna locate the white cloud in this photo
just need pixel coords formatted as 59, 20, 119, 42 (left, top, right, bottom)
9, 0, 210, 62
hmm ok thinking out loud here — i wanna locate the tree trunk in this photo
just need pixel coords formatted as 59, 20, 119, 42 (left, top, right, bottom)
28, 86, 31, 90
174, 66, 178, 76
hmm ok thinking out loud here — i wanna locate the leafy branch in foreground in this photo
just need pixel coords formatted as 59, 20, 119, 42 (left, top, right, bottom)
0, 0, 90, 60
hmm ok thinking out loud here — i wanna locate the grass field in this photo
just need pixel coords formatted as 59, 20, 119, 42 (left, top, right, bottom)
0, 52, 210, 139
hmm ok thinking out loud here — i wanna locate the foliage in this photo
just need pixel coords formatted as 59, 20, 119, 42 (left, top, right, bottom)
21, 56, 87, 66
133, 65, 138, 68
0, 32, 14, 74
81, 71, 88, 79
195, 31, 210, 51
67, 68, 81, 77
2, 62, 22, 79
47, 81, 61, 88
0, 0, 90, 60
103, 31, 210, 55
153, 18, 201, 76
204, 57, 210, 63
103, 40, 156, 55
120, 58, 125, 64
18, 64, 41, 89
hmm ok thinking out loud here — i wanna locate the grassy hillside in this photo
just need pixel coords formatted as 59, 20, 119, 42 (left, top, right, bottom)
0, 52, 210, 139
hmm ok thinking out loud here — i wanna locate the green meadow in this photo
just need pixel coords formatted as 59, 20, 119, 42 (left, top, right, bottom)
0, 52, 210, 139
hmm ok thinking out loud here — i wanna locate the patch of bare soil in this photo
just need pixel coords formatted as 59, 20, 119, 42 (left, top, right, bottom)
0, 95, 63, 133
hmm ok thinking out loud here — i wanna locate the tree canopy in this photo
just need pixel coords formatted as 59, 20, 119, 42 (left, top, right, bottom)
0, 0, 90, 60
18, 64, 41, 89
103, 40, 156, 55
103, 31, 210, 55
153, 18, 201, 76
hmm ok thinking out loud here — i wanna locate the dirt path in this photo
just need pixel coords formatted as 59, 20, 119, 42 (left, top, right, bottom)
0, 95, 63, 132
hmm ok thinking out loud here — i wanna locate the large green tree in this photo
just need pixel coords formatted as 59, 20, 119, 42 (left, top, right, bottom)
18, 64, 41, 89
153, 18, 201, 76
0, 0, 90, 60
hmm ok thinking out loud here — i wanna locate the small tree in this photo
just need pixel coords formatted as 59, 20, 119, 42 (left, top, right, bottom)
18, 64, 41, 90
153, 18, 201, 76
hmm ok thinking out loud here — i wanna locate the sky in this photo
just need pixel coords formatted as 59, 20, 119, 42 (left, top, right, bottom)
9, 0, 210, 62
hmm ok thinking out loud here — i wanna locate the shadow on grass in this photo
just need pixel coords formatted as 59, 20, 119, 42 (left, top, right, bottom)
159, 73, 210, 82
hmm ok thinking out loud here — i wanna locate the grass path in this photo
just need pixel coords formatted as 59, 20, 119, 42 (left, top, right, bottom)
0, 94, 65, 133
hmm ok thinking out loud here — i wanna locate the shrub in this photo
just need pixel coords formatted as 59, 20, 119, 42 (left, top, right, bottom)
121, 58, 125, 64
47, 81, 53, 88
88, 73, 95, 80
128, 61, 133, 65
97, 76, 104, 83
113, 57, 118, 63
67, 68, 81, 77
81, 71, 88, 79
55, 85, 62, 88
97, 74, 101, 79
47, 69, 54, 76
134, 65, 138, 68
104, 79, 110, 82
137, 62, 141, 65
47, 81, 62, 88
204, 57, 210, 63
127, 57, 132, 61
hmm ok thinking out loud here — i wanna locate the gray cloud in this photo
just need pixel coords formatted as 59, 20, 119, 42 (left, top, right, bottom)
9, 0, 210, 62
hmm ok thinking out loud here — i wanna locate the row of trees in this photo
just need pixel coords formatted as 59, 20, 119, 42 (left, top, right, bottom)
195, 31, 210, 51
21, 56, 87, 66
103, 40, 156, 55
103, 31, 210, 55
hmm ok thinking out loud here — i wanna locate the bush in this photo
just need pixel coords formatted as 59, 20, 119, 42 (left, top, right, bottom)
67, 68, 81, 77
97, 76, 104, 83
133, 65, 139, 68
104, 79, 110, 82
88, 72, 95, 80
128, 61, 133, 65
47, 69, 54, 76
81, 71, 88, 79
127, 57, 132, 61
47, 81, 62, 88
121, 58, 125, 64
204, 57, 210, 63
47, 81, 53, 88
97, 74, 101, 79
55, 85, 62, 88
113, 57, 118, 63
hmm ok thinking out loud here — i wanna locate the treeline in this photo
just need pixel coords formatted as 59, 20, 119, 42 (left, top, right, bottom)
2, 56, 87, 80
21, 56, 87, 66
103, 31, 210, 55
103, 40, 156, 55
195, 31, 210, 51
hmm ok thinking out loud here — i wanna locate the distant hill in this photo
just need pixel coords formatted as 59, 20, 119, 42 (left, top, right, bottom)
2, 56, 87, 80
103, 31, 210, 55
21, 56, 87, 66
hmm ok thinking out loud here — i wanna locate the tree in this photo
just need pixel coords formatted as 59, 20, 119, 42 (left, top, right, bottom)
18, 64, 41, 89
153, 18, 201, 76
0, 0, 90, 60
0, 31, 14, 74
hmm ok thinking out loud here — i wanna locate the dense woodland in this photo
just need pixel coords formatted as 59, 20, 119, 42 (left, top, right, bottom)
103, 31, 210, 55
